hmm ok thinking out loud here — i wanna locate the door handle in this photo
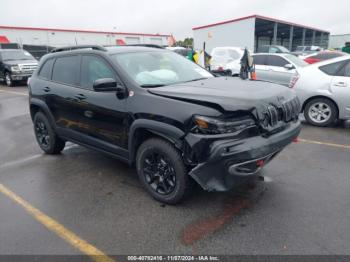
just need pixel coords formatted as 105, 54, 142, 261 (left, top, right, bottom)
334, 82, 347, 87
74, 94, 86, 100
43, 87, 51, 92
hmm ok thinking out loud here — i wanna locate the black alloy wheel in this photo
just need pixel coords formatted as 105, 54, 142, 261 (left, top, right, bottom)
143, 150, 177, 195
35, 119, 50, 149
136, 138, 192, 204
33, 112, 65, 154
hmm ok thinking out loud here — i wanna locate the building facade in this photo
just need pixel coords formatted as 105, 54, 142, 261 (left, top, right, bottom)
329, 34, 350, 50
193, 15, 330, 53
0, 25, 170, 47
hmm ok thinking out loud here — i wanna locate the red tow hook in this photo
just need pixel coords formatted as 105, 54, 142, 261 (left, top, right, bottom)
293, 137, 299, 143
257, 159, 265, 167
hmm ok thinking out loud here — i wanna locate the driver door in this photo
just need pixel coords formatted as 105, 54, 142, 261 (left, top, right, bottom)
76, 54, 128, 155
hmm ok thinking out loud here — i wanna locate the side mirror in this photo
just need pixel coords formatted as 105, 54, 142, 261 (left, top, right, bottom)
93, 78, 117, 92
284, 63, 295, 70
116, 84, 127, 99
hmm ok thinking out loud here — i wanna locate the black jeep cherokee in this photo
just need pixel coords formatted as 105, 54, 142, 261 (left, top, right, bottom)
29, 45, 301, 204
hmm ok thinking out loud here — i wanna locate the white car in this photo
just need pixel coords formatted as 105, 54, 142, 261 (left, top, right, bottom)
291, 55, 350, 126
210, 47, 244, 76
253, 53, 308, 86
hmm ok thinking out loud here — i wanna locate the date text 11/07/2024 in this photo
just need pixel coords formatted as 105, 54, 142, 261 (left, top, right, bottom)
127, 255, 220, 261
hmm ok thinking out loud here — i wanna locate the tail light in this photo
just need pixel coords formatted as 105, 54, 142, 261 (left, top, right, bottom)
304, 58, 321, 64
289, 72, 299, 89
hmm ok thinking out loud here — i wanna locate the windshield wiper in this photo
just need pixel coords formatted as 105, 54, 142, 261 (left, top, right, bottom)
140, 84, 166, 88
184, 77, 208, 83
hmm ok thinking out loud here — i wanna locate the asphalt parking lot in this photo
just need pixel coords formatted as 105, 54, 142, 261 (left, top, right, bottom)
0, 85, 350, 259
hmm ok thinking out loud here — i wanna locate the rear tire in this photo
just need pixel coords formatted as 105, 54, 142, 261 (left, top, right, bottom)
136, 138, 191, 204
304, 98, 338, 127
33, 112, 65, 154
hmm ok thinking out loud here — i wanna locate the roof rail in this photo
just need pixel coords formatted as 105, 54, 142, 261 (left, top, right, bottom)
126, 44, 165, 49
103, 44, 165, 49
51, 45, 107, 53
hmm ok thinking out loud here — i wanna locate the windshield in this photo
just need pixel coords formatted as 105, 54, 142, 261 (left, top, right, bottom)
296, 46, 305, 51
285, 54, 308, 67
1, 50, 35, 61
277, 46, 290, 53
112, 51, 213, 87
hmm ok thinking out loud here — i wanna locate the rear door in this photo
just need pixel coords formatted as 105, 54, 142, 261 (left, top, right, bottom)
49, 55, 83, 134
253, 55, 270, 81
330, 59, 350, 118
265, 55, 295, 86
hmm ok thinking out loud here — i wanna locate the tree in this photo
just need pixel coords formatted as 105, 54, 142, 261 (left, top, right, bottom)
175, 37, 193, 48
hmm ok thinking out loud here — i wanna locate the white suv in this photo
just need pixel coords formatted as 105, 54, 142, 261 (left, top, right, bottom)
210, 47, 244, 76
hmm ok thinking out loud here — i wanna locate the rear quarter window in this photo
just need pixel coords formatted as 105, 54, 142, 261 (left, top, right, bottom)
38, 59, 54, 80
336, 61, 350, 77
319, 61, 347, 76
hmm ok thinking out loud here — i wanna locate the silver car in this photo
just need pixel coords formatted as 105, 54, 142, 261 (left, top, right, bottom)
291, 55, 350, 127
253, 53, 308, 86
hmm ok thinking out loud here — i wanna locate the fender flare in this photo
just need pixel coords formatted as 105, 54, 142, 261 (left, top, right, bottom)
29, 98, 56, 129
128, 119, 185, 164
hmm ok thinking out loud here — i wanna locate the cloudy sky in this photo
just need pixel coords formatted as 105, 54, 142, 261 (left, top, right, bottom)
0, 0, 349, 39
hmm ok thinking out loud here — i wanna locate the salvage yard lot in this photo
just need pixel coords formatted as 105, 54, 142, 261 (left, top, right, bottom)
0, 85, 350, 257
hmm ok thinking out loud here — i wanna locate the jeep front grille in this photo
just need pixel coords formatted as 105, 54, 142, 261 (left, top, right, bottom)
262, 97, 300, 129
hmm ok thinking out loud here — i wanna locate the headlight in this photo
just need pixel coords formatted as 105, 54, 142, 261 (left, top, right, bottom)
192, 115, 256, 134
11, 65, 21, 72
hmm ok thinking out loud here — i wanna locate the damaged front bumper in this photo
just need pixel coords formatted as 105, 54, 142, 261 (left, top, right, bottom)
186, 121, 301, 191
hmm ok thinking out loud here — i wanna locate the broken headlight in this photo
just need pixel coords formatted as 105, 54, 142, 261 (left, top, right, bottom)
192, 115, 256, 134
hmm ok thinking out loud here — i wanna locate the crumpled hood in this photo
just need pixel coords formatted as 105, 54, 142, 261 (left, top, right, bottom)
148, 77, 296, 118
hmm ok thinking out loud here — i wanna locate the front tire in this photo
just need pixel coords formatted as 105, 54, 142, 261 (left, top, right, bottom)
33, 112, 65, 154
304, 98, 338, 127
136, 138, 191, 204
5, 72, 14, 87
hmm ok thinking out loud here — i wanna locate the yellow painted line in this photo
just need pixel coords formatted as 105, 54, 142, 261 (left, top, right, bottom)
299, 138, 350, 150
0, 89, 28, 96
0, 183, 115, 262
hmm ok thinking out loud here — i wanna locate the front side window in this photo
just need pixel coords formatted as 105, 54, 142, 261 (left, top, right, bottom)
252, 55, 266, 65
266, 56, 288, 67
81, 55, 115, 89
52, 56, 80, 86
112, 51, 213, 87
319, 61, 347, 76
38, 59, 54, 80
